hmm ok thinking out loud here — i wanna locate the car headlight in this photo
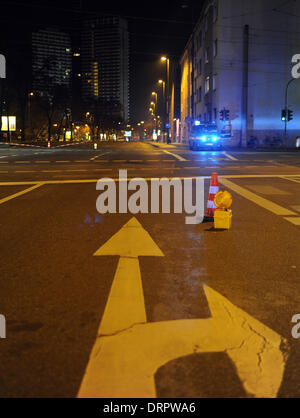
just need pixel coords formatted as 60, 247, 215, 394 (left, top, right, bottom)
212, 136, 219, 142
201, 136, 207, 141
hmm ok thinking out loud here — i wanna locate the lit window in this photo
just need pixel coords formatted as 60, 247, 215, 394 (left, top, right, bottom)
205, 76, 210, 94
213, 74, 217, 90
205, 48, 209, 64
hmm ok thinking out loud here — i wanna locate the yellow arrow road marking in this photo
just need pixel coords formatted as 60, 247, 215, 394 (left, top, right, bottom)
78, 217, 288, 398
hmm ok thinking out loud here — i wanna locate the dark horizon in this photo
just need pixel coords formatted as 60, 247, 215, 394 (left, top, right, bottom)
0, 0, 204, 122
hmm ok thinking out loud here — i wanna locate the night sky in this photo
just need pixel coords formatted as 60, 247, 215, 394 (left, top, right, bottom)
0, 0, 205, 122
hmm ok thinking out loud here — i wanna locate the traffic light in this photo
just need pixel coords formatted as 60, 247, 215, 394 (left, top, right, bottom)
225, 109, 230, 121
288, 109, 294, 121
219, 110, 224, 121
281, 109, 287, 121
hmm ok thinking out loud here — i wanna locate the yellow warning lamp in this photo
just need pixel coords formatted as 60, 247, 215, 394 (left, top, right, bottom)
214, 190, 232, 210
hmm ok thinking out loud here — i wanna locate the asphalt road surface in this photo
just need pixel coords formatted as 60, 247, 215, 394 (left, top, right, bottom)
0, 140, 300, 398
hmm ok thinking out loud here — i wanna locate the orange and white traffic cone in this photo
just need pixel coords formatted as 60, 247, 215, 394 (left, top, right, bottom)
204, 172, 219, 222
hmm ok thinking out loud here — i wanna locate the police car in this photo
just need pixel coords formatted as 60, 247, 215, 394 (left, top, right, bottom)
188, 122, 222, 151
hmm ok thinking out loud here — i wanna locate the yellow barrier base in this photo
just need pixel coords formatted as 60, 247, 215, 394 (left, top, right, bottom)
214, 209, 232, 230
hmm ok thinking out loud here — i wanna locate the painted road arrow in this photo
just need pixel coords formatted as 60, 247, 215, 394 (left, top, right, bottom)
78, 217, 288, 398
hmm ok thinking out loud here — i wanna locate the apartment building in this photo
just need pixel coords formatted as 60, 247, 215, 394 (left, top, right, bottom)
32, 28, 72, 94
180, 0, 300, 146
81, 16, 130, 123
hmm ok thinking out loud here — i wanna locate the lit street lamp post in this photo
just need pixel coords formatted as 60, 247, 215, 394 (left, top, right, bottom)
158, 79, 166, 142
161, 57, 170, 142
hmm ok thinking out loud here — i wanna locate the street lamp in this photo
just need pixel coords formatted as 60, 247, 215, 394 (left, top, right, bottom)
152, 91, 158, 104
28, 92, 34, 140
161, 56, 170, 141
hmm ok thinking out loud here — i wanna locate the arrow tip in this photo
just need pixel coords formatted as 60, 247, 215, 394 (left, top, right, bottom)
94, 217, 164, 257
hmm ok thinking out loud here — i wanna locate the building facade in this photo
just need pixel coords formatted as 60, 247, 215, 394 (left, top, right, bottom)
81, 16, 130, 123
180, 0, 300, 146
32, 28, 72, 95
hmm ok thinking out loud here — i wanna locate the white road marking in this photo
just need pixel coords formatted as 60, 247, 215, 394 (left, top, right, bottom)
0, 183, 44, 205
163, 150, 187, 161
36, 161, 50, 163
78, 217, 287, 398
219, 178, 297, 216
223, 152, 238, 161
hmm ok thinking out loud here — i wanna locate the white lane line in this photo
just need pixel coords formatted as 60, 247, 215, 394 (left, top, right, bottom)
0, 183, 44, 205
56, 161, 70, 163
223, 152, 238, 161
35, 161, 50, 163
75, 160, 90, 163
219, 178, 297, 216
163, 150, 187, 162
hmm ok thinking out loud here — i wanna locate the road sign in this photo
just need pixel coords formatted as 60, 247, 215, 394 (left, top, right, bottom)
1, 116, 16, 131
78, 217, 288, 398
